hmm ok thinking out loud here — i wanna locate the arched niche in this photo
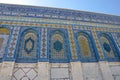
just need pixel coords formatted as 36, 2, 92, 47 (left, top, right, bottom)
16, 29, 38, 63
100, 33, 119, 61
49, 30, 69, 63
77, 32, 97, 62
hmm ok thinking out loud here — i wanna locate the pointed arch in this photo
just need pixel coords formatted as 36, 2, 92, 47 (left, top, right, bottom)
16, 29, 38, 62
77, 32, 97, 62
100, 34, 119, 61
100, 35, 114, 58
78, 34, 91, 58
49, 30, 68, 62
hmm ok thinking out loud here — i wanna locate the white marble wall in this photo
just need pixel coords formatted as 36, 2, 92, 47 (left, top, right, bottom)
82, 62, 103, 80
0, 62, 119, 80
50, 63, 71, 80
70, 62, 83, 80
109, 62, 120, 80
12, 63, 38, 80
0, 62, 15, 80
38, 62, 49, 80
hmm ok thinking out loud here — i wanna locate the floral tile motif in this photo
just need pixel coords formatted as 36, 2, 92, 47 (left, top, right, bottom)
40, 28, 47, 58
91, 29, 104, 59
7, 27, 20, 57
68, 28, 77, 59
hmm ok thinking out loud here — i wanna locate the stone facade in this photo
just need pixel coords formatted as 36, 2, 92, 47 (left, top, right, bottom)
0, 3, 120, 80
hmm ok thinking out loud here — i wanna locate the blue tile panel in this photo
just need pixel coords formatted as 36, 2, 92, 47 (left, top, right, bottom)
0, 4, 119, 63
0, 3, 120, 25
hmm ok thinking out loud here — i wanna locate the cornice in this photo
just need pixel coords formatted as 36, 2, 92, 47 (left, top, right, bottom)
0, 3, 120, 25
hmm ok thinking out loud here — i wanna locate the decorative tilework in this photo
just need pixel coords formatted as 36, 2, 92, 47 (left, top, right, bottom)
40, 28, 47, 58
68, 28, 77, 59
0, 35, 9, 58
73, 29, 97, 62
24, 37, 34, 53
7, 27, 20, 57
112, 33, 120, 51
0, 3, 120, 25
97, 33, 120, 61
0, 3, 120, 63
16, 29, 38, 62
92, 29, 104, 59
52, 33, 65, 59
0, 27, 10, 34
49, 29, 70, 62
23, 32, 36, 55
78, 34, 91, 58
100, 35, 115, 58
1, 19, 120, 30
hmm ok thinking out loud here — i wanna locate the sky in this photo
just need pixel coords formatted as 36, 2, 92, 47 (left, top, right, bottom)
0, 0, 120, 16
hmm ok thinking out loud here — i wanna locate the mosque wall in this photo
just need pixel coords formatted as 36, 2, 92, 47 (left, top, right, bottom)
0, 3, 120, 80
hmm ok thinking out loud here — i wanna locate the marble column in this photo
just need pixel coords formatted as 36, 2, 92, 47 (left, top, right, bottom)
0, 61, 15, 80
70, 61, 83, 80
99, 61, 114, 80
38, 62, 50, 80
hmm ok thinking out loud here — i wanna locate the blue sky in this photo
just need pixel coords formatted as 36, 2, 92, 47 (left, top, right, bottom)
0, 0, 120, 16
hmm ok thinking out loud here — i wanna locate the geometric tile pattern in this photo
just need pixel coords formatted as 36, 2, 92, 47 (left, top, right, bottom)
1, 19, 120, 29
112, 33, 120, 51
0, 3, 120, 63
20, 32, 37, 58
73, 29, 97, 62
40, 28, 47, 58
12, 67, 38, 80
1, 3, 120, 25
91, 28, 104, 59
51, 32, 65, 59
100, 35, 115, 58
48, 28, 70, 63
7, 27, 20, 57
78, 34, 91, 58
68, 27, 77, 59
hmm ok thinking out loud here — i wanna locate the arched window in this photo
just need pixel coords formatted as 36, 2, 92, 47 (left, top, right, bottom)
100, 35, 115, 58
50, 30, 68, 62
77, 32, 96, 62
16, 30, 37, 62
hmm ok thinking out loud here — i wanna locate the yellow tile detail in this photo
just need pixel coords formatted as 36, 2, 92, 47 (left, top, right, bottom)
73, 55, 77, 59
71, 45, 75, 49
0, 28, 10, 34
72, 49, 76, 53
45, 24, 48, 27
40, 24, 43, 26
